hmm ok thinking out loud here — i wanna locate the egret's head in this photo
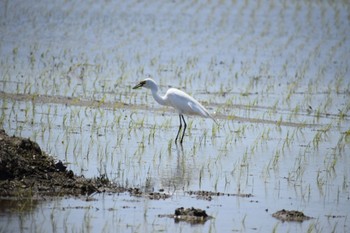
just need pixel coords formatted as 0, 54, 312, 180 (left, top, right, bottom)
132, 80, 146, 89
132, 78, 157, 90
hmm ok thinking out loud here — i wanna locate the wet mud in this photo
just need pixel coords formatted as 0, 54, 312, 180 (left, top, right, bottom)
0, 129, 125, 198
159, 207, 213, 224
272, 209, 313, 222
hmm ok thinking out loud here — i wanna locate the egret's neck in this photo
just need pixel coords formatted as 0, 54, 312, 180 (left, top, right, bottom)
150, 88, 167, 106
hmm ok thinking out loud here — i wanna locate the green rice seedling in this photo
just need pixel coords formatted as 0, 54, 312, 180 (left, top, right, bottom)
211, 122, 218, 139
192, 140, 197, 156
316, 170, 325, 195
225, 97, 234, 107
29, 51, 36, 68
306, 222, 316, 233
276, 116, 283, 127
224, 173, 231, 190
49, 208, 58, 232
285, 80, 298, 104
293, 155, 306, 182
291, 104, 300, 120
23, 81, 32, 94
241, 214, 247, 230
312, 124, 331, 149
236, 124, 247, 139
127, 121, 133, 136
335, 132, 348, 156
30, 101, 36, 121
271, 222, 279, 233
114, 115, 122, 127
79, 118, 84, 133
241, 148, 249, 167
167, 139, 172, 155
214, 177, 219, 192
261, 127, 271, 141
199, 165, 204, 188
83, 210, 93, 232
0, 101, 7, 125
322, 91, 333, 113
334, 75, 344, 94
137, 117, 145, 128
63, 139, 70, 161
272, 149, 280, 170
314, 107, 322, 122
137, 141, 145, 156
281, 130, 291, 151
338, 110, 346, 123
298, 181, 311, 204
62, 113, 68, 129
116, 132, 124, 146
330, 220, 339, 233
12, 46, 19, 59
140, 132, 146, 147
250, 136, 259, 156
327, 151, 338, 172
271, 99, 279, 113
221, 131, 232, 149
199, 129, 208, 146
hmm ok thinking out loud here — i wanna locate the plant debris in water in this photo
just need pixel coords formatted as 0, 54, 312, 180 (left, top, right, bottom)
186, 190, 253, 201
0, 129, 126, 198
159, 207, 213, 224
272, 209, 313, 222
128, 187, 171, 200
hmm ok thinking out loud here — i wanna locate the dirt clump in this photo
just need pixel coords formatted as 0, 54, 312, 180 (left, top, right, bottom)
159, 207, 213, 224
272, 209, 313, 222
0, 129, 124, 198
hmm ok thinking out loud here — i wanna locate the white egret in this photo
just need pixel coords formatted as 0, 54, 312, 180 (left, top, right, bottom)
132, 78, 217, 144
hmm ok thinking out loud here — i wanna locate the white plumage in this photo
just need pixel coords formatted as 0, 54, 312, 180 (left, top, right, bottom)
133, 78, 217, 144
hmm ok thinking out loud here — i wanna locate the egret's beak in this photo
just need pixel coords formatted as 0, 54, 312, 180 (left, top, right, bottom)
132, 80, 146, 89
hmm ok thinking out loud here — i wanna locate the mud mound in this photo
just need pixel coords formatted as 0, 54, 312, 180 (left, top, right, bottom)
159, 207, 213, 224
0, 129, 124, 198
272, 209, 313, 222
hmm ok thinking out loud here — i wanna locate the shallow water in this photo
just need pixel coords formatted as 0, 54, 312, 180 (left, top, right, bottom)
1, 0, 350, 232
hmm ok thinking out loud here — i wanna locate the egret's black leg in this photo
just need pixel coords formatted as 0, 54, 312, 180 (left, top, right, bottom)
180, 115, 187, 144
175, 114, 183, 144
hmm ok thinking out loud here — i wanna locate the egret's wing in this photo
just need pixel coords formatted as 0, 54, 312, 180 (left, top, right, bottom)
188, 101, 218, 125
166, 88, 218, 125
188, 101, 209, 117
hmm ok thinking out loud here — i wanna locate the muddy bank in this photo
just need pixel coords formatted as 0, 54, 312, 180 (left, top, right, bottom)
0, 129, 125, 198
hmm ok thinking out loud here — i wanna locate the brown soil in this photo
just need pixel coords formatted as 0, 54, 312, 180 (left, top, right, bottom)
0, 129, 125, 198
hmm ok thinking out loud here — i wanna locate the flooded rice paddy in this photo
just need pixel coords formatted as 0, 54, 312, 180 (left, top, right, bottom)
1, 0, 350, 232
